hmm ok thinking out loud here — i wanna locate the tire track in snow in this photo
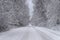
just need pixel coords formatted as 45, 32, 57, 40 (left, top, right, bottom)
34, 27, 60, 40
34, 27, 53, 40
0, 27, 29, 40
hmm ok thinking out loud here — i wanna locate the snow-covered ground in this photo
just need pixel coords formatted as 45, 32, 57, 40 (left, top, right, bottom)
0, 26, 60, 40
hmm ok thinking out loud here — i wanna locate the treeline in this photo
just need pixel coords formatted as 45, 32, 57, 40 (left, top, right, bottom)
31, 0, 60, 30
0, 0, 29, 32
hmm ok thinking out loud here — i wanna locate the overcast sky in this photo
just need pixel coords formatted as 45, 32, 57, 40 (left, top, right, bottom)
26, 0, 34, 20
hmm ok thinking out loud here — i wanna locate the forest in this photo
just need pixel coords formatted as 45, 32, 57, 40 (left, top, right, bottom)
0, 0, 60, 32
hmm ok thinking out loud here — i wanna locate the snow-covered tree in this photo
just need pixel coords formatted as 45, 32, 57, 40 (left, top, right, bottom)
0, 0, 29, 32
32, 0, 59, 27
0, 0, 13, 32
32, 0, 60, 30
31, 0, 48, 27
46, 0, 60, 28
9, 0, 29, 27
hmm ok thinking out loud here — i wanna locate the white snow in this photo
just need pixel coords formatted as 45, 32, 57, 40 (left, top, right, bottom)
0, 26, 60, 40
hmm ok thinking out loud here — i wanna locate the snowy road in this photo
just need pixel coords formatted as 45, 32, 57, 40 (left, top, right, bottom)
0, 27, 60, 40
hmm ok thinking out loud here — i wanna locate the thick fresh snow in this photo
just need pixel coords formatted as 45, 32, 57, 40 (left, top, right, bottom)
0, 26, 60, 40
